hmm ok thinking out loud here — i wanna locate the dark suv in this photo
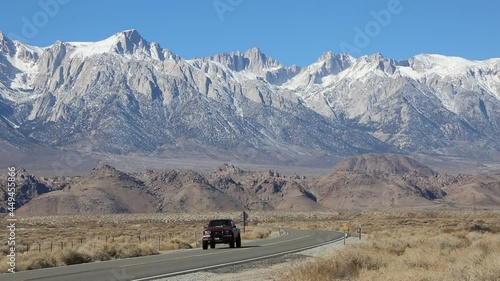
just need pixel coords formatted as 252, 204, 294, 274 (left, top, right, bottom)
202, 219, 241, 249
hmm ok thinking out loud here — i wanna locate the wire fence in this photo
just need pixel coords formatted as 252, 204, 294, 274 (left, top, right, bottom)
2, 231, 206, 254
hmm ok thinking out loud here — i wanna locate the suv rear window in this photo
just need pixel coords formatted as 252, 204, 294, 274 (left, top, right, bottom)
208, 220, 232, 227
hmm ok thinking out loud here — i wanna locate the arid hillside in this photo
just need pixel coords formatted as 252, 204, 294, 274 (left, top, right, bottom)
311, 154, 446, 209
16, 164, 159, 216
311, 154, 500, 209
2, 154, 499, 216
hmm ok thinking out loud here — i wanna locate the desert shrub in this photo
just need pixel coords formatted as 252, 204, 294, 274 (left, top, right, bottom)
339, 247, 386, 272
466, 224, 493, 233
281, 246, 386, 281
373, 239, 409, 256
137, 242, 159, 256
401, 248, 440, 270
25, 254, 57, 270
244, 227, 272, 239
79, 240, 118, 261
116, 244, 142, 258
417, 233, 470, 253
60, 249, 92, 265
0, 245, 9, 255
471, 254, 500, 281
115, 242, 158, 259
0, 252, 57, 272
164, 239, 192, 251
280, 258, 342, 281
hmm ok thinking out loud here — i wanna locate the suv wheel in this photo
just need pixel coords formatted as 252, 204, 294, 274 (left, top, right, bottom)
210, 241, 215, 249
202, 240, 208, 250
229, 238, 235, 248
236, 235, 241, 248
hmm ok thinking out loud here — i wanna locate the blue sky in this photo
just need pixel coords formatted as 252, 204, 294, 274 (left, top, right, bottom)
1, 0, 498, 66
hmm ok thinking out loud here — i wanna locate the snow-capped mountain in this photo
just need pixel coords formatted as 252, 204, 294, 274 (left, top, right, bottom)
0, 30, 498, 161
283, 52, 500, 157
193, 47, 301, 86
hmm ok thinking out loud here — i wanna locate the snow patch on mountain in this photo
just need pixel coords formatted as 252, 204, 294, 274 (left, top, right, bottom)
3, 117, 20, 129
68, 29, 168, 61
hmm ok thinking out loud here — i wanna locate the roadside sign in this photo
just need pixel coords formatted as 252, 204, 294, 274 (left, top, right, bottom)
343, 224, 348, 231
240, 211, 249, 221
240, 211, 249, 233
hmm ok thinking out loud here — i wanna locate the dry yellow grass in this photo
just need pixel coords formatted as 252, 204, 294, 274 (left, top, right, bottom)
279, 210, 500, 281
0, 212, 277, 272
5, 210, 497, 277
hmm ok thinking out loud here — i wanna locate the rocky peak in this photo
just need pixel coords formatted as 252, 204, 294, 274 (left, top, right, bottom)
62, 29, 169, 61
91, 163, 119, 174
350, 53, 398, 74
212, 164, 244, 177
316, 51, 354, 75
289, 52, 354, 86
118, 29, 144, 43
245, 47, 282, 71
0, 31, 6, 45
210, 47, 282, 74
13, 42, 40, 63
0, 32, 15, 56
36, 40, 67, 76
112, 29, 148, 54
88, 163, 144, 184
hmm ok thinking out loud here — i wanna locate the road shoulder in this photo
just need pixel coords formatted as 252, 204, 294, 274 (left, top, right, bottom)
157, 235, 367, 281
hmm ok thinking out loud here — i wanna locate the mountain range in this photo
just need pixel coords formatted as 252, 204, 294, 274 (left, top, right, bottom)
0, 30, 499, 161
3, 154, 499, 216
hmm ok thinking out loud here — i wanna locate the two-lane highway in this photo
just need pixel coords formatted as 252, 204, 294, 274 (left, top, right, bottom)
0, 229, 344, 281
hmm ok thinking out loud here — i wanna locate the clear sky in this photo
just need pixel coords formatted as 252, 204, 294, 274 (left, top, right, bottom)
1, 0, 499, 66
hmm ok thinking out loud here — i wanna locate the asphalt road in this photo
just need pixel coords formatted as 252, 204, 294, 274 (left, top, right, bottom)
0, 229, 344, 281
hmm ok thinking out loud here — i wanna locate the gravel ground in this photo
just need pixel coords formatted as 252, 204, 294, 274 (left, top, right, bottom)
154, 235, 366, 281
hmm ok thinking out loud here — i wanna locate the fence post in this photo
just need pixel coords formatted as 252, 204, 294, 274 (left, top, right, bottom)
194, 231, 198, 248
38, 243, 41, 253
50, 242, 53, 252
158, 235, 161, 252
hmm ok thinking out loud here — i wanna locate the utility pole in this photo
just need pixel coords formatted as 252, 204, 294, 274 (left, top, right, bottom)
473, 194, 477, 214
240, 211, 249, 233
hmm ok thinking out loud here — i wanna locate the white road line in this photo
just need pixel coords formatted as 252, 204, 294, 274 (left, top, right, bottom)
132, 234, 344, 281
